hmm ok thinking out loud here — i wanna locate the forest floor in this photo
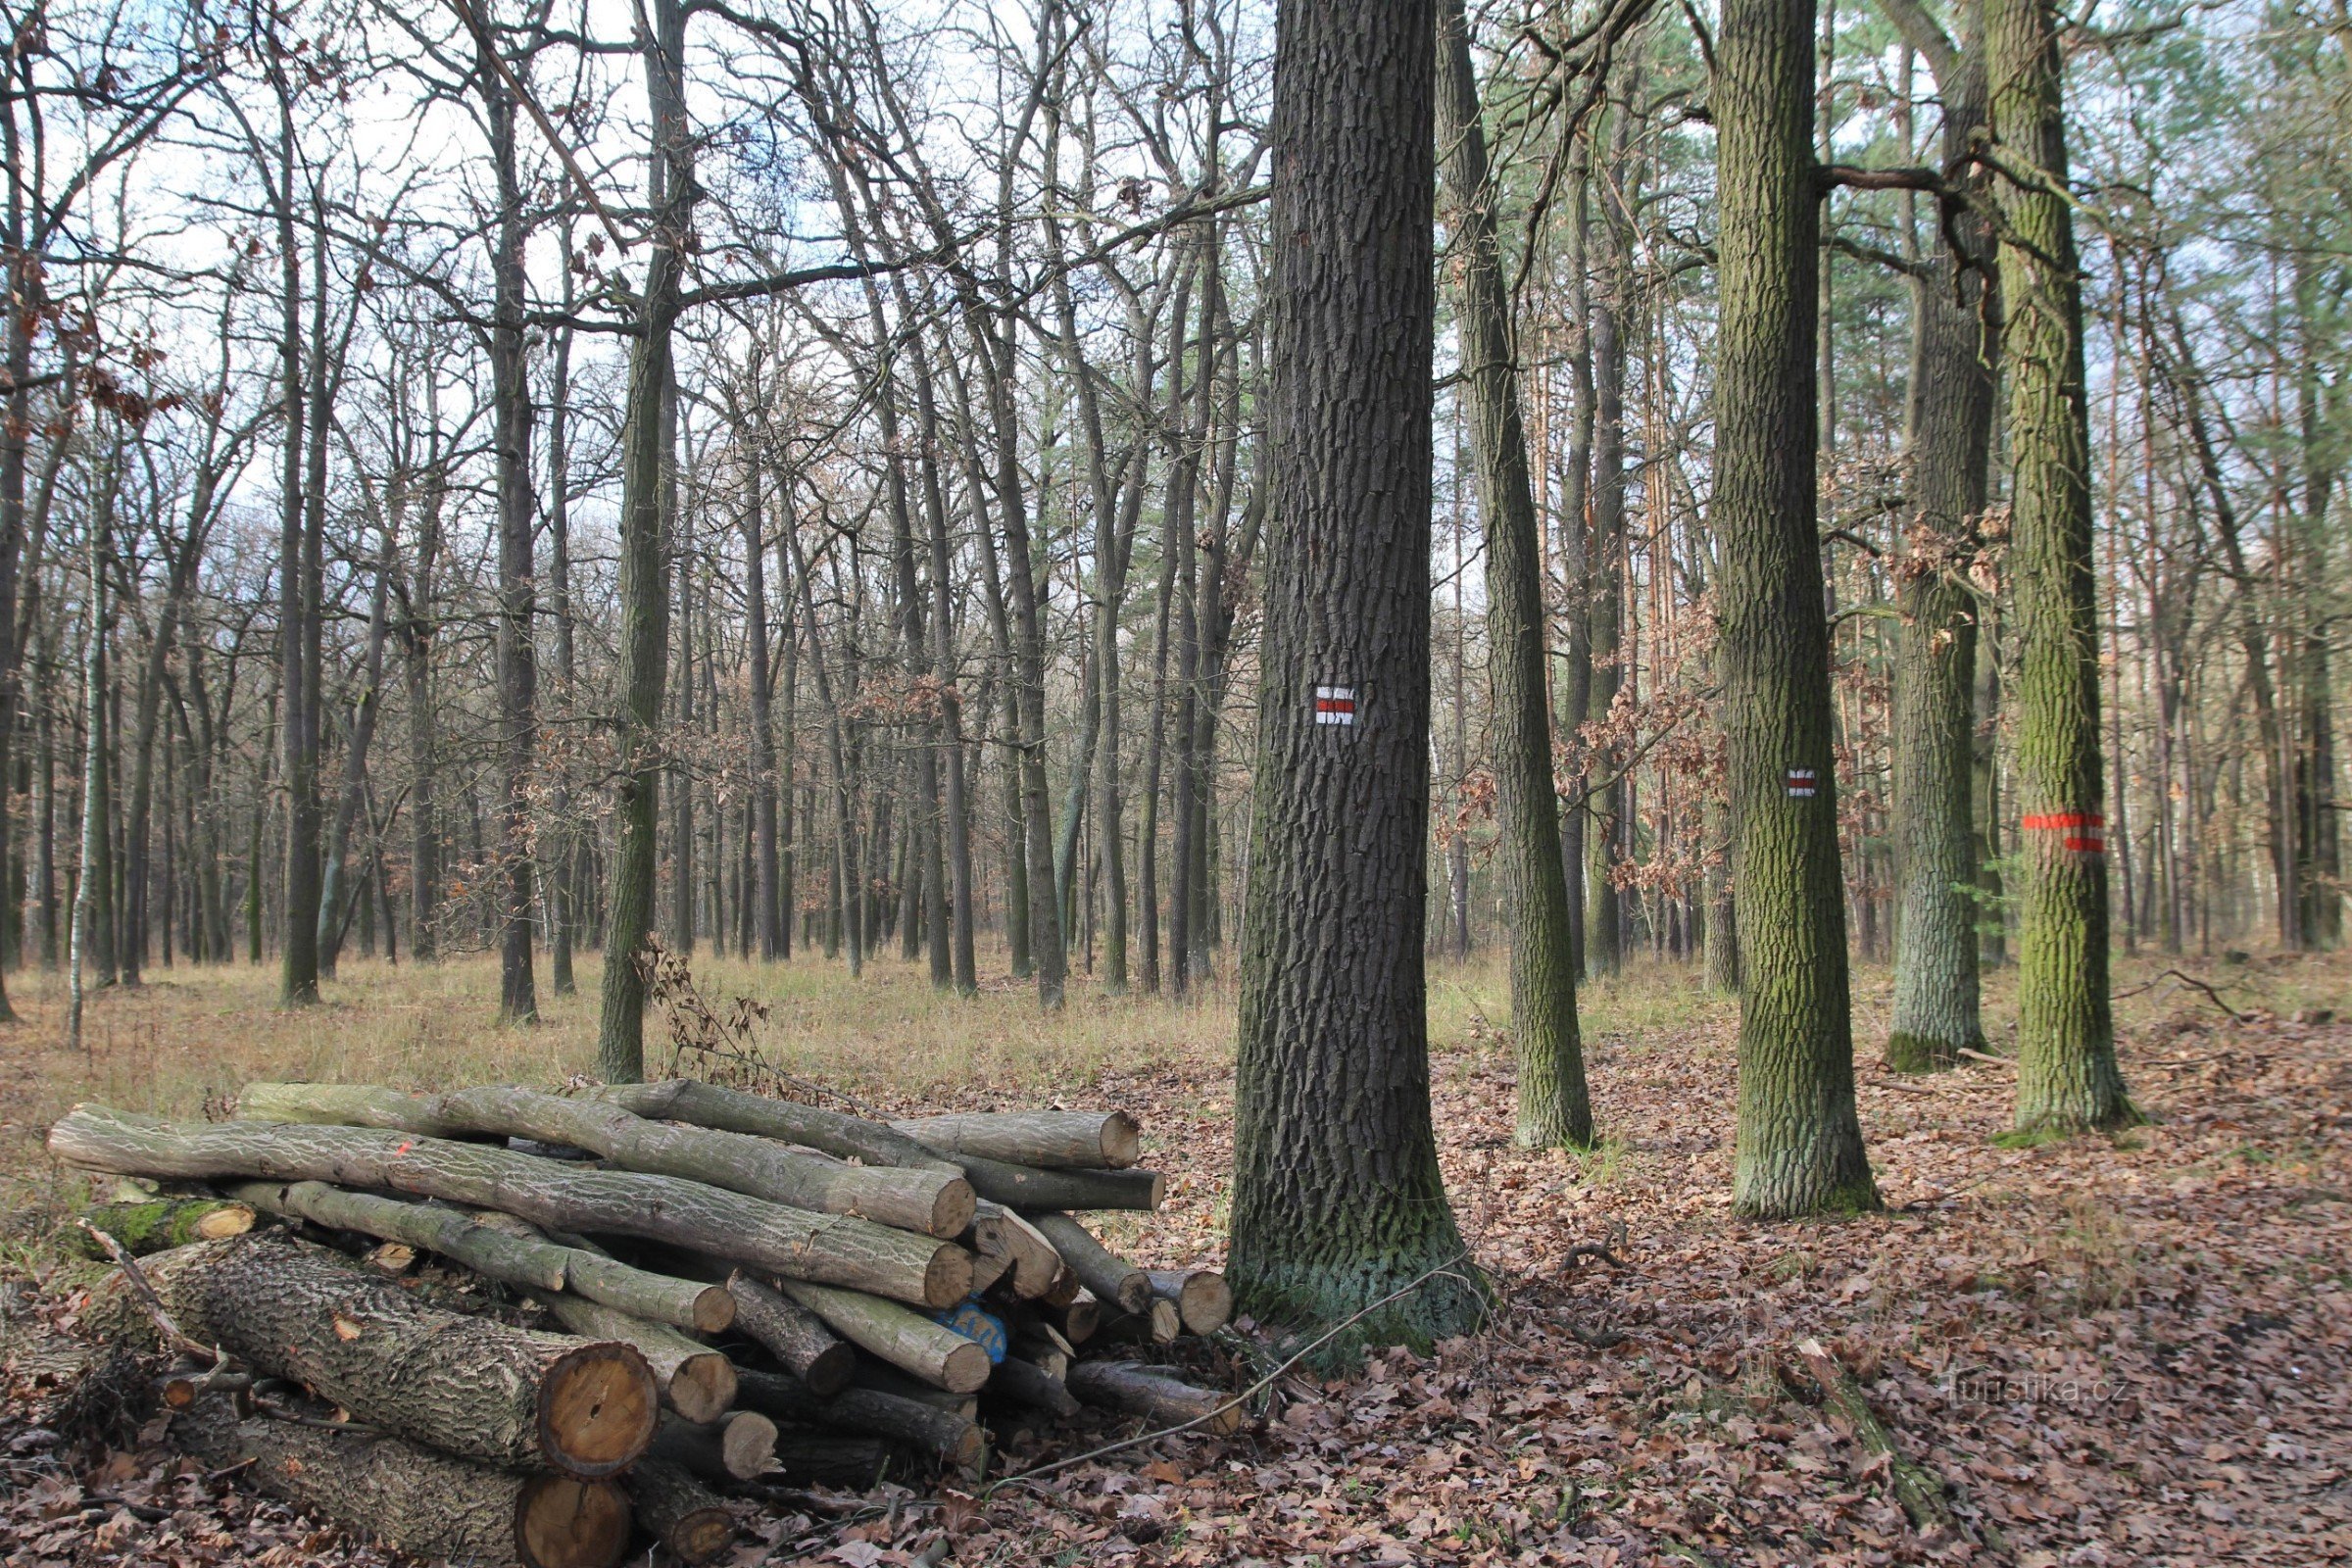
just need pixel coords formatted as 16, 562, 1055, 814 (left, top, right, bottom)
0, 942, 2347, 1567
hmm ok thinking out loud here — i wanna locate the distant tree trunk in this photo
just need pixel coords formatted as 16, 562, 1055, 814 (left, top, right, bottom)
1716, 0, 1877, 1217
1229, 0, 1482, 1351
1584, 94, 1637, 983
546, 267, 579, 995
598, 0, 690, 1083
1434, 0, 1591, 1149
1882, 0, 1993, 1071
70, 507, 113, 1049
744, 458, 781, 963
2294, 257, 2341, 949
1556, 159, 1595, 975
484, 37, 538, 1023
669, 522, 697, 957
1988, 0, 2135, 1133
902, 320, 975, 993
317, 529, 392, 978
1138, 515, 1176, 995
274, 98, 321, 1008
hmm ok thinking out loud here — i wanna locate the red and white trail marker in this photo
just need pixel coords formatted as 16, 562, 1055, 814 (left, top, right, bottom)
1786, 767, 1819, 798
2023, 811, 2106, 855
1314, 685, 1357, 726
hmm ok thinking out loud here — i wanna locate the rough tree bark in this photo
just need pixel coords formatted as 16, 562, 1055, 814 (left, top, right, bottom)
1716, 0, 1878, 1216
1434, 0, 1592, 1149
1228, 0, 1484, 1351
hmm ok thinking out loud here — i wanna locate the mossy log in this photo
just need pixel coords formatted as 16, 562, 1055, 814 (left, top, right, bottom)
1065, 1360, 1243, 1435
74, 1198, 254, 1256
1026, 1213, 1152, 1312
1148, 1269, 1233, 1335
171, 1396, 631, 1568
893, 1110, 1142, 1169
732, 1368, 984, 1468
773, 1278, 992, 1394
622, 1459, 734, 1563
1796, 1338, 1957, 1536
647, 1409, 776, 1480
138, 1234, 657, 1476
239, 1082, 975, 1239
49, 1105, 970, 1308
722, 1272, 855, 1396
535, 1294, 735, 1424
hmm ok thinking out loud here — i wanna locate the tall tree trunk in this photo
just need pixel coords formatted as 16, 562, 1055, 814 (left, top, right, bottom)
903, 319, 976, 993
1882, 0, 1993, 1070
317, 530, 392, 977
598, 0, 690, 1082
1434, 0, 1591, 1149
1584, 94, 1637, 983
275, 99, 321, 1007
484, 36, 538, 1022
546, 268, 579, 995
1229, 0, 1482, 1351
1717, 0, 1877, 1217
2294, 257, 2341, 948
1989, 0, 2134, 1133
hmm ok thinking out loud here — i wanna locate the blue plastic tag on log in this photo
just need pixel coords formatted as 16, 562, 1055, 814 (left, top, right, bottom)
933, 1299, 1007, 1364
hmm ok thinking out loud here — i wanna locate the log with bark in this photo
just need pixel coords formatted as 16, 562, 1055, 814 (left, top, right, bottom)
648, 1409, 777, 1481
1065, 1360, 1243, 1436
770, 1278, 992, 1394
136, 1234, 657, 1476
225, 1180, 735, 1333
50, 1106, 972, 1307
1026, 1213, 1152, 1312
238, 1082, 976, 1239
967, 1203, 1062, 1297
986, 1355, 1081, 1419
172, 1396, 631, 1568
623, 1459, 735, 1563
1097, 1298, 1183, 1347
534, 1294, 735, 1424
960, 1158, 1165, 1212
1148, 1269, 1233, 1336
892, 1110, 1141, 1169
732, 1369, 985, 1468
721, 1272, 855, 1396
74, 1198, 255, 1256
764, 1430, 895, 1488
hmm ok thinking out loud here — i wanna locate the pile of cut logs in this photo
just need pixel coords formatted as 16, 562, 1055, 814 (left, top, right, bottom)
48, 1080, 1238, 1568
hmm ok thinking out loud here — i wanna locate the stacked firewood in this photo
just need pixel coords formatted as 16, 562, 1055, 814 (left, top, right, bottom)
48, 1081, 1237, 1568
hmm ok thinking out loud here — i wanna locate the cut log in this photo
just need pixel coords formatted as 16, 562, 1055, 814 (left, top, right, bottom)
584, 1079, 944, 1171
986, 1356, 1081, 1419
1039, 1263, 1083, 1308
536, 1295, 734, 1424
648, 1410, 777, 1481
893, 1110, 1141, 1169
773, 1279, 992, 1394
966, 1248, 1011, 1296
139, 1234, 656, 1476
958, 1157, 1165, 1212
1027, 1214, 1152, 1312
233, 1181, 733, 1332
847, 1363, 980, 1417
172, 1396, 630, 1568
968, 1203, 1062, 1297
74, 1198, 255, 1256
50, 1106, 972, 1308
1033, 1289, 1101, 1347
1065, 1360, 1243, 1436
238, 1082, 976, 1240
1148, 1269, 1233, 1336
623, 1459, 734, 1563
1097, 1298, 1183, 1347
722, 1273, 855, 1396
732, 1369, 984, 1468
1010, 1337, 1069, 1379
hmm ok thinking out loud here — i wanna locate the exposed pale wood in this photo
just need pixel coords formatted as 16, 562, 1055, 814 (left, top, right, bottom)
1147, 1268, 1233, 1335
722, 1272, 855, 1396
773, 1278, 992, 1394
1065, 1360, 1243, 1435
1099, 1298, 1183, 1346
1027, 1213, 1152, 1312
733, 1368, 984, 1467
239, 1082, 975, 1239
649, 1409, 777, 1481
894, 1110, 1142, 1169
51, 1106, 970, 1307
537, 1293, 735, 1424
969, 1202, 1061, 1296
172, 1396, 631, 1568
1034, 1289, 1101, 1346
623, 1459, 734, 1563
138, 1234, 656, 1476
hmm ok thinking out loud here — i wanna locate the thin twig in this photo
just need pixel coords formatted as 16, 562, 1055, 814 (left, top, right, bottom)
985, 1255, 1479, 1494
75, 1220, 228, 1369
